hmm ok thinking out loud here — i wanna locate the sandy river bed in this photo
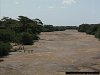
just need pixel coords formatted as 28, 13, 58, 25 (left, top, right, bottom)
0, 30, 100, 75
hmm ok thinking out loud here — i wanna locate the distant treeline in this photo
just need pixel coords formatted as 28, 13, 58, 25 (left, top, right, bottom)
42, 25, 78, 32
54, 26, 78, 31
78, 24, 100, 39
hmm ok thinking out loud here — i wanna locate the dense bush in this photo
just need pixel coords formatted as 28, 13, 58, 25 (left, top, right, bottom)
78, 24, 100, 40
86, 24, 99, 35
0, 16, 44, 57
0, 29, 15, 42
42, 25, 78, 32
19, 32, 34, 45
54, 26, 66, 31
0, 16, 44, 44
32, 34, 39, 40
42, 25, 54, 32
95, 26, 100, 39
0, 42, 12, 57
54, 26, 77, 31
78, 24, 90, 32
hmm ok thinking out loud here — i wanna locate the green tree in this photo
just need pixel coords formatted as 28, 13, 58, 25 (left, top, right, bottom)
34, 18, 43, 25
0, 42, 12, 57
1, 17, 19, 28
0, 29, 15, 42
20, 32, 33, 45
86, 24, 99, 35
78, 24, 90, 32
18, 16, 37, 32
42, 25, 54, 32
95, 26, 100, 39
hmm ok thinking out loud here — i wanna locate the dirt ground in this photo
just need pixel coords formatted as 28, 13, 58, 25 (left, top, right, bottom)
0, 30, 100, 75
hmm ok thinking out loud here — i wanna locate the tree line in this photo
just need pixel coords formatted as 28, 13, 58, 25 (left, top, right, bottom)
0, 16, 78, 57
42, 25, 78, 32
0, 16, 43, 57
78, 24, 100, 39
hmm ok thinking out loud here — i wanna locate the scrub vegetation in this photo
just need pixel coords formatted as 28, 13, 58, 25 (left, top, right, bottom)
78, 24, 100, 40
0, 16, 77, 57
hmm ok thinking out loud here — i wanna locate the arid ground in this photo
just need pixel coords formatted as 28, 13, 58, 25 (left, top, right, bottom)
0, 30, 100, 75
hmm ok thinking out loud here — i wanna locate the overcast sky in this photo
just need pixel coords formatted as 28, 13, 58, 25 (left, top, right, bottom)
0, 0, 100, 26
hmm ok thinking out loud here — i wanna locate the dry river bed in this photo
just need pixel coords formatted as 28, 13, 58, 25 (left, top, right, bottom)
0, 30, 100, 75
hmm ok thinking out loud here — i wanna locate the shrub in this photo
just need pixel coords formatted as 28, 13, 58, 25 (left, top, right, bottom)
0, 42, 12, 57
20, 32, 34, 45
32, 34, 39, 40
95, 26, 100, 39
86, 24, 99, 35
78, 24, 90, 32
42, 25, 54, 32
78, 24, 100, 40
0, 29, 15, 42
